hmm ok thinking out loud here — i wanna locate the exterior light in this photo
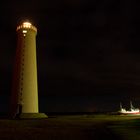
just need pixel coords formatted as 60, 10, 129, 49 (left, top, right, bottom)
23, 22, 31, 28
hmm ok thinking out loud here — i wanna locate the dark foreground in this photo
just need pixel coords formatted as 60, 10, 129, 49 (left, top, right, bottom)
0, 114, 140, 140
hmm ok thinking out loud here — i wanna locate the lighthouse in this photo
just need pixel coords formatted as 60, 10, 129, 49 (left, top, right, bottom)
11, 21, 47, 118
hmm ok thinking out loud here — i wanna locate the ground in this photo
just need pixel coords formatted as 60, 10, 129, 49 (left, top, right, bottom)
0, 114, 140, 140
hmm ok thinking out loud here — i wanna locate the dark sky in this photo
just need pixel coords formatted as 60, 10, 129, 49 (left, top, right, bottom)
0, 0, 140, 113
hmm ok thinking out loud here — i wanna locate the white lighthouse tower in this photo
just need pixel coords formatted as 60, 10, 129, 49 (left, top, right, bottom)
11, 21, 47, 119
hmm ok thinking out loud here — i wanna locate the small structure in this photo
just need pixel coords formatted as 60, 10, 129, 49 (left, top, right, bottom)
118, 101, 140, 115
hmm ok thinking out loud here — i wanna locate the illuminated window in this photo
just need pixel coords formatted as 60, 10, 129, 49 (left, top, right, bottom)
23, 30, 27, 33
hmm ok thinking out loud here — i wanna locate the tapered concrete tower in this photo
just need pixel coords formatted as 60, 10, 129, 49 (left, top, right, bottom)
11, 21, 47, 119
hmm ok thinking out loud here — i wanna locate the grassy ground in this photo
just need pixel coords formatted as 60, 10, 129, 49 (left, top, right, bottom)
0, 114, 140, 140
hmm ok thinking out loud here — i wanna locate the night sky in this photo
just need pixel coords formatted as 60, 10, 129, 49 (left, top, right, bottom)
0, 0, 140, 113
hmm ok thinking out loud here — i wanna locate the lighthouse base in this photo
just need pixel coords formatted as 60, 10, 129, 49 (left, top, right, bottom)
15, 113, 48, 119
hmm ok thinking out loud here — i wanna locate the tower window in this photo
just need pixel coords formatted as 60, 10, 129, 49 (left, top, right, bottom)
22, 30, 27, 33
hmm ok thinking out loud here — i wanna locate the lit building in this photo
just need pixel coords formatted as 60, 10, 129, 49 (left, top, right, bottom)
11, 21, 47, 118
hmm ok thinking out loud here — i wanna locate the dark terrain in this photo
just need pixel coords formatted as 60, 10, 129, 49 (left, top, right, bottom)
0, 115, 140, 140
